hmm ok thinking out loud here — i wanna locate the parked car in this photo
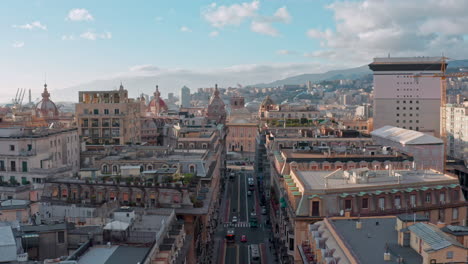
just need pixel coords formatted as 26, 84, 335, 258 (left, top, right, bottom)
261, 207, 267, 215
241, 235, 247, 242
232, 216, 238, 223
247, 191, 252, 196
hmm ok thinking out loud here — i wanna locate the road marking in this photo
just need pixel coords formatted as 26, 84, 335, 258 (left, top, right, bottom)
244, 173, 250, 222
236, 244, 240, 264
237, 172, 241, 218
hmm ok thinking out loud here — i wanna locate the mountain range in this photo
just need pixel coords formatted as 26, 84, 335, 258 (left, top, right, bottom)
252, 59, 468, 88
50, 59, 468, 102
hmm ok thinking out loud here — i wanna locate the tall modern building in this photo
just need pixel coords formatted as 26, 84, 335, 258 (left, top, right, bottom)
369, 57, 445, 136
180, 86, 191, 108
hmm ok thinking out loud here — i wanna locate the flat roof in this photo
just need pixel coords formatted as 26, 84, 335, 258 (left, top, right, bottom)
331, 217, 422, 264
78, 245, 150, 264
295, 169, 458, 192
281, 149, 411, 161
371, 126, 443, 145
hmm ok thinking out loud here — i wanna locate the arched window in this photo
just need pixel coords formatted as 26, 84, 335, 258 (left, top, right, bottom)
202, 143, 208, 149
189, 165, 196, 173
189, 143, 195, 149
112, 165, 118, 173
147, 165, 153, 171
102, 165, 108, 173
178, 143, 184, 149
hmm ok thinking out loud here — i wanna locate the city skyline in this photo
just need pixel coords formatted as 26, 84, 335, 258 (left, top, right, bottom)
2, 0, 468, 100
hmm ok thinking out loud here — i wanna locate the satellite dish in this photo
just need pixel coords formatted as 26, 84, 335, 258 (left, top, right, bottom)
340, 210, 344, 216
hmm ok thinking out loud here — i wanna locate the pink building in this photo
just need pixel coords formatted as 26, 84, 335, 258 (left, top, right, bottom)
371, 125, 444, 172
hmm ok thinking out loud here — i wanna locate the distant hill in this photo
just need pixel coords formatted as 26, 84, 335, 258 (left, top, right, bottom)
251, 59, 468, 87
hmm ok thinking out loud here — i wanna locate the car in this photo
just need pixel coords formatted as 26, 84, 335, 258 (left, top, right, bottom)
247, 191, 252, 196
232, 216, 238, 223
241, 235, 247, 243
261, 207, 267, 215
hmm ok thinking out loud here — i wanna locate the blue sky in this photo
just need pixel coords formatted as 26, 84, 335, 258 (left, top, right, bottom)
1, 0, 468, 100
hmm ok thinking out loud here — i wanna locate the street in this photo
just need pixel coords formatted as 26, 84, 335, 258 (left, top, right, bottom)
214, 167, 277, 264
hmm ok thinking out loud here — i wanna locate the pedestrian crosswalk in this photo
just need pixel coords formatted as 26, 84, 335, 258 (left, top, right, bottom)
223, 222, 262, 228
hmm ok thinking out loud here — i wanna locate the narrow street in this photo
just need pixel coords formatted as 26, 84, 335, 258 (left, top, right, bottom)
214, 166, 277, 264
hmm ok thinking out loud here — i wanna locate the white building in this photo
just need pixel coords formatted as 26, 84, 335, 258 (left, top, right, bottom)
180, 86, 191, 108
443, 101, 468, 161
0, 127, 80, 185
370, 57, 444, 136
371, 125, 444, 172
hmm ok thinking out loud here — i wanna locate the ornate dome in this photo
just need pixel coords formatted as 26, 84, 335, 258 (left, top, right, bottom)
147, 85, 168, 114
35, 84, 59, 118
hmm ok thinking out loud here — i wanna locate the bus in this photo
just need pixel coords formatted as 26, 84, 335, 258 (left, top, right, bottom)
249, 244, 261, 263
249, 213, 258, 228
226, 228, 235, 243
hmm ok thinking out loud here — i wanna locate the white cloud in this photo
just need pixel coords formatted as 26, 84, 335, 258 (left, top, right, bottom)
273, 7, 291, 23
155, 16, 164, 22
61, 35, 75, 40
180, 26, 192, 32
202, 1, 260, 28
67, 8, 94, 21
13, 21, 47, 30
306, 0, 468, 64
80, 31, 112, 40
251, 21, 279, 36
209, 31, 219, 37
12, 41, 24, 48
277, 50, 296, 55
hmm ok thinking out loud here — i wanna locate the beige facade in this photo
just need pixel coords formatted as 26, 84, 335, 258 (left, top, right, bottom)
0, 127, 79, 184
76, 85, 143, 145
226, 120, 258, 153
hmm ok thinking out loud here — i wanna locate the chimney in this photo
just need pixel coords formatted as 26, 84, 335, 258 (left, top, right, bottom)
356, 221, 362, 229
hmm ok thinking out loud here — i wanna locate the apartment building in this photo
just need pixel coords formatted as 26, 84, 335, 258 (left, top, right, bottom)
0, 127, 79, 185
271, 168, 466, 263
76, 84, 144, 145
443, 101, 468, 161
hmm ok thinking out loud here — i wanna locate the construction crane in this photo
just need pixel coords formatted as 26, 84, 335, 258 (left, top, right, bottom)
413, 57, 468, 171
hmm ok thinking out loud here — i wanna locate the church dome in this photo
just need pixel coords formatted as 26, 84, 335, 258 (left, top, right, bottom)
147, 85, 168, 114
35, 84, 59, 118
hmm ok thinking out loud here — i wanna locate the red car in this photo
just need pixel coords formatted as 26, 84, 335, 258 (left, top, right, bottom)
241, 235, 247, 243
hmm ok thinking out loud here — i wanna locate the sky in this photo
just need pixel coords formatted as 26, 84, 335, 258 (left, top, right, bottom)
2, 0, 468, 101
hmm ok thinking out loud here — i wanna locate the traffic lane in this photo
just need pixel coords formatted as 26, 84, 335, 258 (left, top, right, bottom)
229, 173, 239, 222
225, 244, 238, 264
239, 172, 248, 222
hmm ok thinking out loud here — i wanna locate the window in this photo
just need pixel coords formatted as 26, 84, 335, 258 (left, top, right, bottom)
446, 251, 453, 259
440, 192, 445, 203
394, 196, 401, 208
410, 194, 416, 207
0, 161, 4, 171
10, 161, 16, 172
416, 107, 419, 110
22, 161, 28, 172
452, 190, 459, 202
345, 199, 352, 210
361, 198, 368, 209
452, 208, 459, 220
114, 109, 120, 115
84, 109, 89, 114
57, 231, 65, 244
104, 109, 109, 115
396, 107, 400, 110
9, 145, 15, 151
27, 144, 32, 151
379, 197, 385, 210
93, 109, 99, 115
